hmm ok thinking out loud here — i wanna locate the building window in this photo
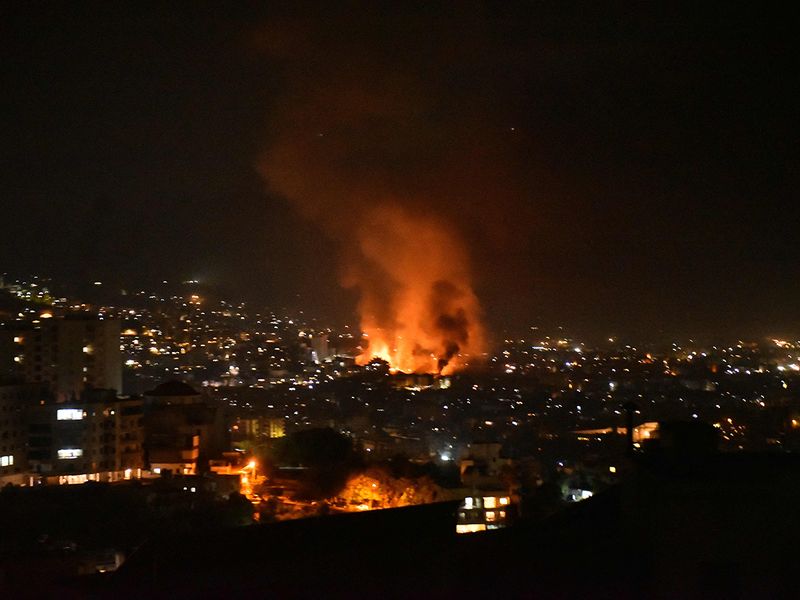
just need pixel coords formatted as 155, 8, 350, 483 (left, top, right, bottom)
486, 511, 496, 522
0, 455, 13, 467
58, 448, 83, 460
483, 496, 497, 509
456, 523, 487, 534
57, 408, 84, 421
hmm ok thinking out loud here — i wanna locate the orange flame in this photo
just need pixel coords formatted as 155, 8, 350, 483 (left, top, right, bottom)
348, 205, 485, 375
255, 24, 489, 375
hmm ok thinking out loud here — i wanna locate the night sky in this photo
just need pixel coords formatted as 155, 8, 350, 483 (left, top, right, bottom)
2, 2, 797, 341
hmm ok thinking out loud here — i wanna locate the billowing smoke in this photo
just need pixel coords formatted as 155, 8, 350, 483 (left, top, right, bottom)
255, 7, 500, 373
345, 204, 484, 374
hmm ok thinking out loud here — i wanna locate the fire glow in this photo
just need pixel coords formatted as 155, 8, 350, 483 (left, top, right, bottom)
256, 18, 489, 376
350, 205, 485, 375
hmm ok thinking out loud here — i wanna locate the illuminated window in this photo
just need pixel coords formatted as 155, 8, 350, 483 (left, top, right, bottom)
483, 497, 497, 509
456, 523, 487, 534
499, 497, 510, 506
0, 455, 13, 467
59, 474, 88, 485
58, 448, 83, 460
499, 511, 506, 519
486, 511, 496, 522
57, 408, 84, 421
463, 497, 474, 509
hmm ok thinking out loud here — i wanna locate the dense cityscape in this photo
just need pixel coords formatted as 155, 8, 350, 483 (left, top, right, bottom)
2, 273, 800, 593
3, 2, 797, 597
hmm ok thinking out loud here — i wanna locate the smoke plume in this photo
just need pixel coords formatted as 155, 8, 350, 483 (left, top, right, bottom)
256, 6, 500, 373
344, 204, 484, 374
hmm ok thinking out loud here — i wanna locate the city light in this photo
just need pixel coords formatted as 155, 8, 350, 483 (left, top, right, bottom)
0, 3, 796, 594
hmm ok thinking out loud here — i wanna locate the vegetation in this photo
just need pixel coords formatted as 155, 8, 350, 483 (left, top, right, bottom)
267, 428, 363, 500
337, 467, 439, 509
0, 480, 254, 560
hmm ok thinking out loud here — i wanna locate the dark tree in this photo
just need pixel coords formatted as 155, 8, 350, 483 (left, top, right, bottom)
272, 428, 363, 500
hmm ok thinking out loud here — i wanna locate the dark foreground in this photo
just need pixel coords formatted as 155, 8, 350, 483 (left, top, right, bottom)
8, 452, 800, 599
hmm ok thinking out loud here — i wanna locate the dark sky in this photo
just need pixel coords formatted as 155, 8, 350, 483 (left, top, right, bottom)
2, 2, 798, 341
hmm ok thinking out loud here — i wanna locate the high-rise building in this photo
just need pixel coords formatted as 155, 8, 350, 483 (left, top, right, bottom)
11, 316, 122, 401
26, 388, 145, 484
143, 381, 228, 475
0, 382, 49, 485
